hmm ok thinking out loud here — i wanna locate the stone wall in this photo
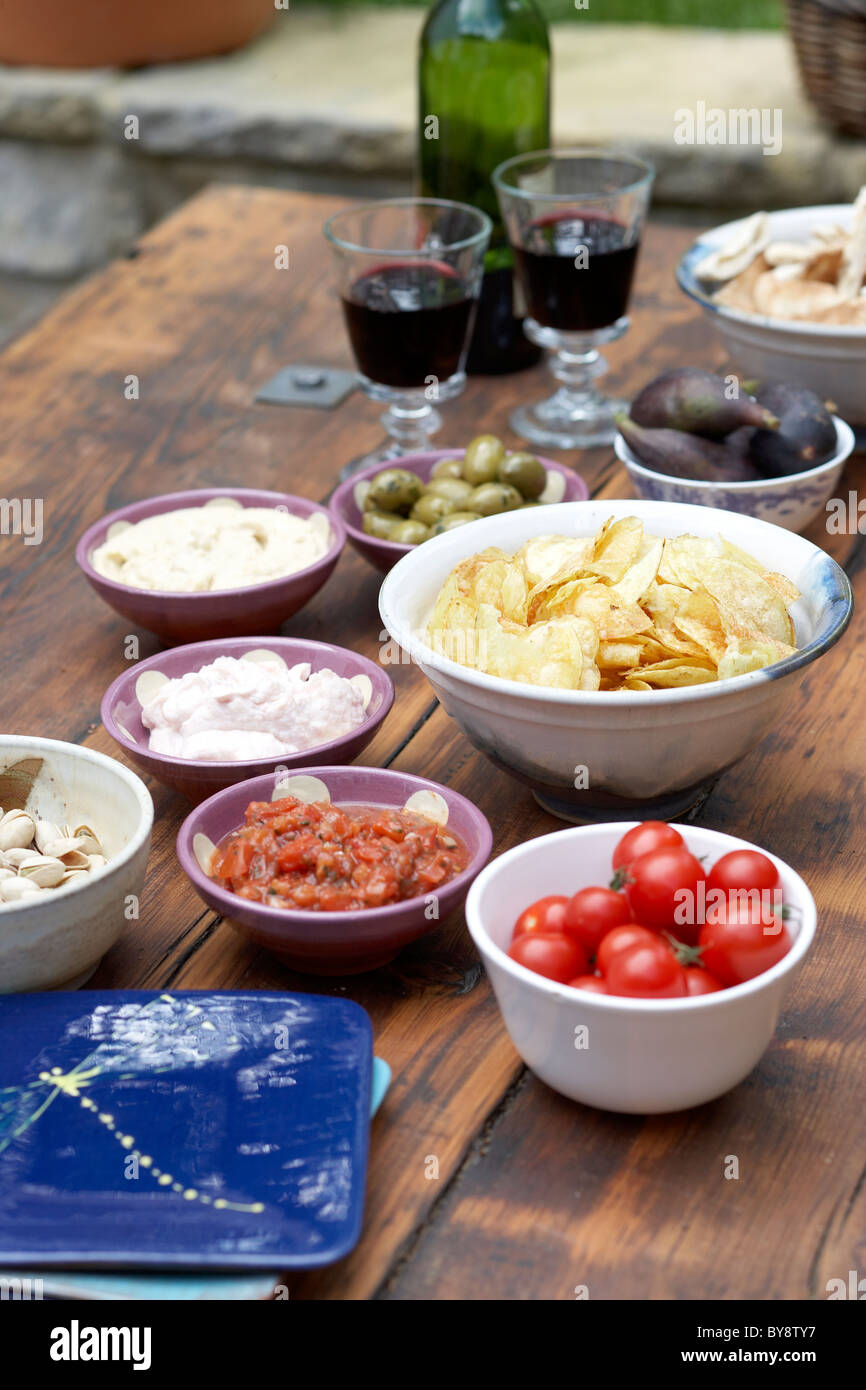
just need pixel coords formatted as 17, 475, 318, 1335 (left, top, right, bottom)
0, 10, 862, 291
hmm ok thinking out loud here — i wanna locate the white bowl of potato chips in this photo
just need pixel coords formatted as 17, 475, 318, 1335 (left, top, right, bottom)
677, 195, 866, 425
379, 501, 852, 821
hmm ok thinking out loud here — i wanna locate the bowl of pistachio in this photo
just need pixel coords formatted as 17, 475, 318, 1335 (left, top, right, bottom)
0, 737, 153, 992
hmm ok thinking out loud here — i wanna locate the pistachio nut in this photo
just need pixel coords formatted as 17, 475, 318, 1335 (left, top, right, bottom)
0, 809, 36, 852
17, 853, 66, 888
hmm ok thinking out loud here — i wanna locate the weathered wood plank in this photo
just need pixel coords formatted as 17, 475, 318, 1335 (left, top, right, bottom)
381, 497, 866, 1302
5, 184, 853, 1302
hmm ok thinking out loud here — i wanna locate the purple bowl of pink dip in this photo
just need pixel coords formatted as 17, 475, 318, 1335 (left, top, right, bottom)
101, 636, 394, 804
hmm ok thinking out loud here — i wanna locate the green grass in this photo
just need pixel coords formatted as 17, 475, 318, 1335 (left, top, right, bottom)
299, 0, 784, 25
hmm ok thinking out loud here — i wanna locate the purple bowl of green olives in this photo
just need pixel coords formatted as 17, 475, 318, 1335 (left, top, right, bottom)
329, 437, 589, 574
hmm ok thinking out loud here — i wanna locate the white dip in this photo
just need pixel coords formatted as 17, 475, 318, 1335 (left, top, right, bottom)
91, 503, 332, 592
140, 656, 368, 762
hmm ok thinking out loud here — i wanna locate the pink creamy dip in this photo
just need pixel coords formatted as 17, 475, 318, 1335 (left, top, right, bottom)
140, 656, 367, 761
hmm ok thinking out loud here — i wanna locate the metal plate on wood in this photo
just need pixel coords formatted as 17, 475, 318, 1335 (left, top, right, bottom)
256, 364, 358, 409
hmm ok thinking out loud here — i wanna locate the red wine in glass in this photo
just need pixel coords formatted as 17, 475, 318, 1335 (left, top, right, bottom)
514, 212, 639, 332
341, 260, 476, 389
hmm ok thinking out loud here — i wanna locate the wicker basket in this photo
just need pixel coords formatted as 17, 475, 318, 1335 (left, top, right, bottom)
786, 0, 866, 136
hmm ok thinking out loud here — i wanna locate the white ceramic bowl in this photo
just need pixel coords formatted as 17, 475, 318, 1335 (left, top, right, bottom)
378, 499, 852, 821
0, 737, 153, 992
616, 415, 854, 535
466, 822, 817, 1113
677, 204, 866, 425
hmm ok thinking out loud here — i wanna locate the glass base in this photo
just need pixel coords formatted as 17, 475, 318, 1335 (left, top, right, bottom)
510, 393, 628, 451
339, 439, 421, 480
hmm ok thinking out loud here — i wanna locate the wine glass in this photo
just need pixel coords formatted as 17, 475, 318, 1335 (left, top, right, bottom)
493, 149, 654, 450
324, 198, 491, 478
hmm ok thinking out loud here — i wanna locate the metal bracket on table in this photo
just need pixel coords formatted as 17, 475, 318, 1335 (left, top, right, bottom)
256, 364, 358, 410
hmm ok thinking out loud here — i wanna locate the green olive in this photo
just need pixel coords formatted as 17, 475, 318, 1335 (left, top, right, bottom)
362, 508, 404, 540
431, 510, 482, 535
498, 451, 547, 499
468, 482, 523, 516
390, 519, 430, 545
411, 493, 457, 526
425, 477, 474, 505
461, 434, 506, 485
365, 467, 423, 513
430, 457, 464, 480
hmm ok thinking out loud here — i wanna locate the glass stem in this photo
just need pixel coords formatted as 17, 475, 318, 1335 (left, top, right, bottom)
548, 344, 607, 409
380, 401, 442, 453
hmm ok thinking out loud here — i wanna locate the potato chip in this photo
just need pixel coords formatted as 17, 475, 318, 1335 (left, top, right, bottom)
537, 580, 652, 642
475, 605, 593, 690
597, 640, 645, 670
717, 637, 795, 681
585, 516, 644, 583
425, 518, 800, 693
628, 662, 717, 688
673, 589, 728, 666
427, 547, 528, 659
611, 536, 663, 605
689, 557, 794, 646
516, 535, 593, 588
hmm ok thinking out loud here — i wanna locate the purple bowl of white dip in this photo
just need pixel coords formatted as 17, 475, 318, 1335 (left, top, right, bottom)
76, 488, 346, 644
101, 637, 395, 803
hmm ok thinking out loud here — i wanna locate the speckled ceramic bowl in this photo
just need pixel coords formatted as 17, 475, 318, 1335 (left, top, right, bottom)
101, 637, 395, 804
379, 499, 853, 821
76, 488, 346, 645
329, 448, 589, 574
177, 765, 493, 975
616, 415, 854, 534
0, 737, 153, 993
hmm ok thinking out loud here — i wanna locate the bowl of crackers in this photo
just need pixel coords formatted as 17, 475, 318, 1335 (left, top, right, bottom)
677, 191, 866, 425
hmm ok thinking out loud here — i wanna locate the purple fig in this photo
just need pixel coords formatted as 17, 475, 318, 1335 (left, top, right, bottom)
617, 414, 763, 483
748, 382, 838, 477
630, 367, 779, 438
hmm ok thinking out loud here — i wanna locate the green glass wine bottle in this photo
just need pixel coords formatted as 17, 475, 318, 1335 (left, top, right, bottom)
418, 0, 550, 375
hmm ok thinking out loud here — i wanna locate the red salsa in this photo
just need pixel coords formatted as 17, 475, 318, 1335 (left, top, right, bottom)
212, 795, 468, 912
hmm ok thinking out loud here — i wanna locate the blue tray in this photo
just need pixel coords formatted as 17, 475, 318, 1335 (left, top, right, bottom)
0, 991, 374, 1273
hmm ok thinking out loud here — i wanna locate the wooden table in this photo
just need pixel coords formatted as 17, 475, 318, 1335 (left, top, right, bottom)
2, 186, 863, 1302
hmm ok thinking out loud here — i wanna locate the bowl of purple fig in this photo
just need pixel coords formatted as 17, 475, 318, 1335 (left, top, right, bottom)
615, 368, 854, 534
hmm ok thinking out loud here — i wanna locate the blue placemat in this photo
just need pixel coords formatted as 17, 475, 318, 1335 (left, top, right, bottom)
2, 1057, 391, 1302
0, 991, 374, 1273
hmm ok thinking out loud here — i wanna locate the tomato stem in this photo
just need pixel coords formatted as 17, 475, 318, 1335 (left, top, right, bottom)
662, 931, 705, 967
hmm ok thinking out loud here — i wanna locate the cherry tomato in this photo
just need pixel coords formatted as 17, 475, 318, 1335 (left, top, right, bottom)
568, 975, 609, 994
612, 820, 684, 872
605, 937, 687, 999
512, 895, 570, 939
698, 901, 792, 986
623, 846, 707, 943
683, 966, 724, 996
707, 850, 780, 897
562, 886, 630, 954
508, 932, 588, 983
596, 924, 658, 977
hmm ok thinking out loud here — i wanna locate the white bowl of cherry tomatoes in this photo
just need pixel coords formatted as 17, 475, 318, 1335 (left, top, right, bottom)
465, 819, 816, 1113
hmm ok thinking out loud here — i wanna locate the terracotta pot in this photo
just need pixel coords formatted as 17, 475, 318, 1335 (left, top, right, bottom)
0, 0, 278, 68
